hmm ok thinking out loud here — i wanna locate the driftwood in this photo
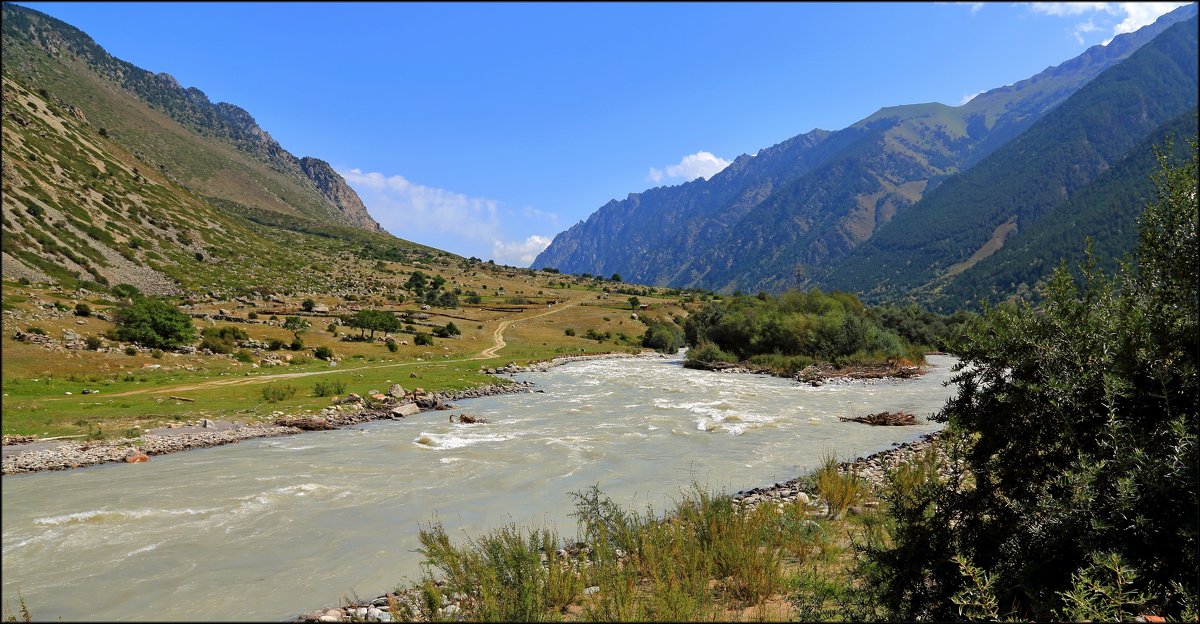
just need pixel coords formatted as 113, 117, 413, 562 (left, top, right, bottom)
838, 411, 918, 426
169, 395, 195, 402
450, 413, 489, 424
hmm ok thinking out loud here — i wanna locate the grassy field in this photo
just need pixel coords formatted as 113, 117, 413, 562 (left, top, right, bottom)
1, 264, 696, 438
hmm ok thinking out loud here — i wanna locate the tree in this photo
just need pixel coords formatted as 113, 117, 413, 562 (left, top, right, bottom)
869, 140, 1198, 621
112, 298, 196, 349
282, 316, 309, 340
611, 273, 622, 282
301, 298, 315, 312
628, 296, 640, 310
348, 309, 400, 339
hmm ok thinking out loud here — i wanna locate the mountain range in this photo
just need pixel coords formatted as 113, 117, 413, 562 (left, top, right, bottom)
534, 4, 1199, 309
2, 2, 437, 297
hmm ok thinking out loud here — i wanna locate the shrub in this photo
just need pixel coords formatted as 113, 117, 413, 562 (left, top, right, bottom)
151, 349, 163, 359
74, 303, 91, 317
683, 342, 737, 366
414, 332, 434, 346
261, 383, 297, 402
312, 379, 347, 397
233, 350, 254, 363
267, 338, 285, 351
290, 338, 303, 351
641, 321, 684, 353
113, 298, 196, 349
124, 345, 138, 356
111, 284, 141, 300
313, 346, 334, 361
564, 328, 576, 337
386, 338, 398, 352
301, 298, 315, 312
25, 326, 46, 336
247, 312, 258, 320
85, 335, 102, 350
813, 454, 863, 520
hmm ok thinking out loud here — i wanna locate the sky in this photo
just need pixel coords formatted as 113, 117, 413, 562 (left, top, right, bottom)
16, 2, 1193, 265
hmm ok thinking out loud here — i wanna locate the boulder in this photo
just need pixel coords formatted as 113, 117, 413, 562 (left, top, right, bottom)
387, 384, 405, 398
391, 403, 419, 418
124, 450, 150, 463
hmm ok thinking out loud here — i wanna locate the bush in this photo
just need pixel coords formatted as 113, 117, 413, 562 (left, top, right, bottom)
313, 346, 334, 361
25, 326, 46, 336
301, 298, 315, 312
261, 383, 297, 402
113, 298, 196, 349
641, 321, 685, 353
74, 303, 91, 317
85, 335, 102, 350
386, 338, 398, 352
111, 283, 141, 299
312, 379, 347, 397
268, 338, 285, 351
233, 350, 254, 363
813, 454, 863, 520
247, 312, 258, 320
124, 345, 138, 356
564, 328, 576, 337
290, 338, 303, 351
414, 332, 434, 346
683, 342, 737, 366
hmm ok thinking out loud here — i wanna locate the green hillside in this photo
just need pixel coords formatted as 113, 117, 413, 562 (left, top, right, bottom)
822, 16, 1199, 307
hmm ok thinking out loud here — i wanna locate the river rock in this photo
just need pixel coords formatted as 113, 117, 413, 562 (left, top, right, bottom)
390, 403, 419, 418
124, 450, 149, 463
387, 384, 405, 398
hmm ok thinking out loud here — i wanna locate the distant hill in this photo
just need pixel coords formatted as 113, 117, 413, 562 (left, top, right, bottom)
825, 16, 1199, 309
1, 3, 447, 295
533, 3, 1198, 300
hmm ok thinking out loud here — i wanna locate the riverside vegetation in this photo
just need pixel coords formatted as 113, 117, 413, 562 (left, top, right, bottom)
297, 144, 1197, 622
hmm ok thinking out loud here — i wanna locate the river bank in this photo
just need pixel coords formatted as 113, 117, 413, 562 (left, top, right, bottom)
1, 351, 674, 476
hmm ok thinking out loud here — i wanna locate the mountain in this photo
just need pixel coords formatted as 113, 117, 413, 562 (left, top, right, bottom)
533, 4, 1198, 296
1, 3, 382, 232
1, 3, 443, 295
825, 16, 1199, 308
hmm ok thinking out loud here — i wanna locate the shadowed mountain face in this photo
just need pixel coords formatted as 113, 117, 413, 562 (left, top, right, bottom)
1, 3, 381, 232
1, 3, 448, 295
533, 4, 1198, 299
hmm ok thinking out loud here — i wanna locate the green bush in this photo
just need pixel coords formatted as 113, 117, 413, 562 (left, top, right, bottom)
74, 303, 91, 317
111, 283, 140, 299
641, 321, 684, 353
261, 383, 297, 403
112, 298, 196, 349
564, 328, 576, 337
386, 338, 398, 352
313, 346, 334, 361
267, 338, 285, 351
312, 379, 347, 397
683, 342, 737, 366
85, 335, 102, 350
290, 338, 303, 351
414, 332, 434, 346
233, 350, 254, 363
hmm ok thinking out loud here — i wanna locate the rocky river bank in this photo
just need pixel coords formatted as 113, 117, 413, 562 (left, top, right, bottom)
0, 382, 535, 475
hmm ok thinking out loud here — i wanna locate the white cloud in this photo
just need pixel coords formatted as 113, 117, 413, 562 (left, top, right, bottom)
647, 151, 732, 184
1025, 2, 1190, 45
340, 168, 501, 241
492, 235, 552, 266
958, 90, 985, 105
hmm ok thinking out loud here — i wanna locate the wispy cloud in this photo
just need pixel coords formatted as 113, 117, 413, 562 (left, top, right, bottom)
648, 151, 732, 184
1026, 2, 1190, 45
339, 167, 556, 266
958, 90, 985, 105
492, 235, 552, 266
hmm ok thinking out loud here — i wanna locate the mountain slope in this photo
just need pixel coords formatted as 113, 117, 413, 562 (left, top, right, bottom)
1, 3, 449, 295
534, 3, 1198, 294
1, 2, 382, 232
822, 16, 1199, 306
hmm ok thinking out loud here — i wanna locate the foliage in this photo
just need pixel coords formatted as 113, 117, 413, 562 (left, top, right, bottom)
112, 298, 196, 349
73, 303, 90, 317
641, 321, 684, 354
413, 332, 433, 346
261, 383, 297, 403
198, 326, 247, 354
814, 454, 864, 520
312, 346, 334, 361
343, 309, 400, 339
683, 289, 923, 370
865, 141, 1199, 620
312, 379, 347, 397
282, 315, 309, 338
301, 298, 315, 312
111, 283, 141, 299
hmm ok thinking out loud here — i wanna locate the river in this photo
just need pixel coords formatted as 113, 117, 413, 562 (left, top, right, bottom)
1, 353, 960, 621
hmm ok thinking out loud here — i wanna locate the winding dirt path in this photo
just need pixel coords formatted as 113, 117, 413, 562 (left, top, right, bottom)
92, 300, 582, 397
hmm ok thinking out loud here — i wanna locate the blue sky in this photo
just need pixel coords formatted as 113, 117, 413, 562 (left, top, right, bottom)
17, 2, 1192, 264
